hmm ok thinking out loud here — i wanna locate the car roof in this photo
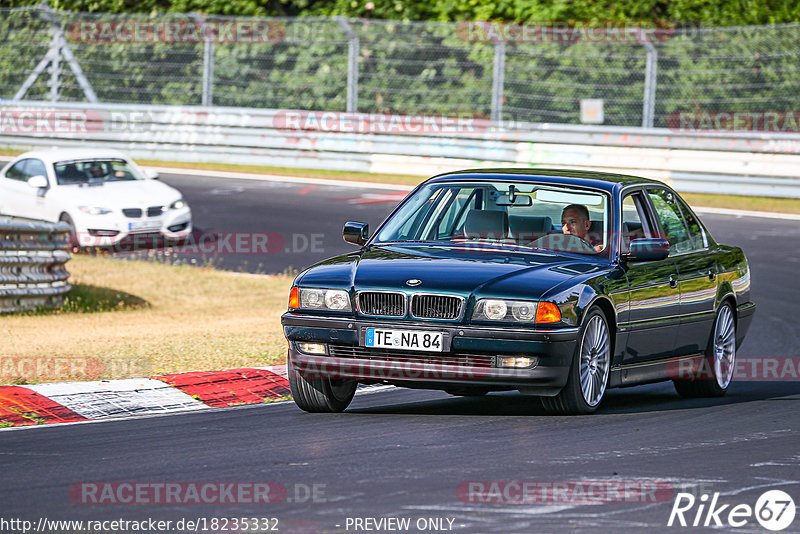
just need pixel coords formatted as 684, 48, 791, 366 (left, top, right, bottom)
426, 168, 665, 193
13, 148, 131, 165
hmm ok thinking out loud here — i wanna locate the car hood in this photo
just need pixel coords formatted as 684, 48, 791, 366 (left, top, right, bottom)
52, 180, 182, 208
299, 243, 608, 300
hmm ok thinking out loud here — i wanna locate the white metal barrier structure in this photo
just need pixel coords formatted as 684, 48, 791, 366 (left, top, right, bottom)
1, 101, 800, 198
0, 218, 72, 313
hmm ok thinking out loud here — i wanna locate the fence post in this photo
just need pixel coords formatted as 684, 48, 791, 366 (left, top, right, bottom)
491, 41, 506, 125
202, 38, 214, 106
639, 37, 658, 128
336, 17, 359, 112
47, 23, 62, 101
191, 13, 214, 106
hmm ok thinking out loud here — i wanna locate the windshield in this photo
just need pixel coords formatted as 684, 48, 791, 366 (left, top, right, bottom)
375, 180, 610, 255
54, 158, 144, 185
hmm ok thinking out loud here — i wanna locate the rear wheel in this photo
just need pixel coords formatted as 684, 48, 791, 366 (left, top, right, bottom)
541, 308, 611, 415
673, 303, 735, 398
288, 351, 357, 413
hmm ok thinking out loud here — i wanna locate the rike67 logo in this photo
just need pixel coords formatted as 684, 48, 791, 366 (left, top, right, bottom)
668, 490, 795, 531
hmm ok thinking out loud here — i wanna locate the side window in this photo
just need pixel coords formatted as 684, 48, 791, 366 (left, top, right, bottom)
5, 160, 30, 182
621, 193, 649, 252
25, 159, 48, 180
646, 189, 693, 254
437, 187, 478, 238
676, 199, 707, 250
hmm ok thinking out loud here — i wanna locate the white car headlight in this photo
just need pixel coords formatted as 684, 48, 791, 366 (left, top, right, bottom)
170, 199, 187, 210
472, 298, 538, 323
298, 288, 351, 312
78, 206, 112, 215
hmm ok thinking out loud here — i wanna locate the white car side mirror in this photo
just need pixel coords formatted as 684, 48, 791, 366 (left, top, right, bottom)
27, 175, 48, 188
143, 168, 159, 180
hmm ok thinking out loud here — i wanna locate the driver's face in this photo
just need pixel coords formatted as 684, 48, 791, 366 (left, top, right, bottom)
561, 208, 590, 239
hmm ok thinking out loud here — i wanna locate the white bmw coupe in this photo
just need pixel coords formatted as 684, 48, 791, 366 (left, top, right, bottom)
0, 148, 191, 247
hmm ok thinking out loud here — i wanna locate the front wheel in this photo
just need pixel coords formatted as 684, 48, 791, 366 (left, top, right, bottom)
288, 351, 357, 413
541, 308, 611, 415
673, 303, 736, 398
59, 213, 79, 251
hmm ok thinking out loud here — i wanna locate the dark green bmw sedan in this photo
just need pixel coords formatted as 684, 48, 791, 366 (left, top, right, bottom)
281, 169, 755, 414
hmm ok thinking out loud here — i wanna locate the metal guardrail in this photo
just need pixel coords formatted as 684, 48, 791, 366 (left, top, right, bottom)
0, 218, 72, 313
2, 101, 800, 197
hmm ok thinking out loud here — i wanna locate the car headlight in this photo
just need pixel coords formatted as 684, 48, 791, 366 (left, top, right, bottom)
472, 299, 560, 324
288, 287, 351, 312
78, 206, 112, 215
170, 199, 187, 210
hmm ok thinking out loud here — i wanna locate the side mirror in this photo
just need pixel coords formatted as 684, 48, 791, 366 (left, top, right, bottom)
27, 175, 48, 188
343, 221, 369, 246
624, 238, 670, 262
143, 168, 159, 180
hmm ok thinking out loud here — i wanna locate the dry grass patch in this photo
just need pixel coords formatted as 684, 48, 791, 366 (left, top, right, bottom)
1, 255, 292, 384
681, 192, 800, 215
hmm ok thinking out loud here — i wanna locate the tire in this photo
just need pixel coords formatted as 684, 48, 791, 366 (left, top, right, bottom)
673, 302, 736, 398
445, 387, 490, 397
541, 308, 612, 415
59, 213, 79, 251
288, 351, 357, 413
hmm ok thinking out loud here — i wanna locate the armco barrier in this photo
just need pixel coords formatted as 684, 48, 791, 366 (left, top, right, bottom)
2, 102, 800, 197
0, 218, 72, 313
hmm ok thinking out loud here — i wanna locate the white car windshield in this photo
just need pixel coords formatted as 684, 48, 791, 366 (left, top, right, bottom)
54, 158, 144, 185
375, 180, 610, 255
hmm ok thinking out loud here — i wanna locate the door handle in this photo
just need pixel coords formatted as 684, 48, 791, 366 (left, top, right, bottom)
669, 275, 677, 288
708, 270, 716, 281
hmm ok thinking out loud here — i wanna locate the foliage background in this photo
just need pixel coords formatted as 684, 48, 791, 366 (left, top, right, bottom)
1, 0, 799, 24
0, 1, 798, 127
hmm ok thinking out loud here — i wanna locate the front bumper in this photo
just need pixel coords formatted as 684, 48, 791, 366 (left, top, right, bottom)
736, 301, 756, 349
74, 208, 192, 246
282, 313, 578, 394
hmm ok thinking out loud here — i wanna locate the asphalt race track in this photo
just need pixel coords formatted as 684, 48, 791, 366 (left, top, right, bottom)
2, 171, 799, 533
110, 172, 407, 274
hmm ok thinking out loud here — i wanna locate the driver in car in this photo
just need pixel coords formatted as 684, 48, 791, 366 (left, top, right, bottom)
88, 163, 105, 179
561, 204, 603, 252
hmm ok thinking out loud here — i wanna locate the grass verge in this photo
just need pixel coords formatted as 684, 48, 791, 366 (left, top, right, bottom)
1, 255, 292, 384
680, 192, 800, 215
139, 159, 426, 187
